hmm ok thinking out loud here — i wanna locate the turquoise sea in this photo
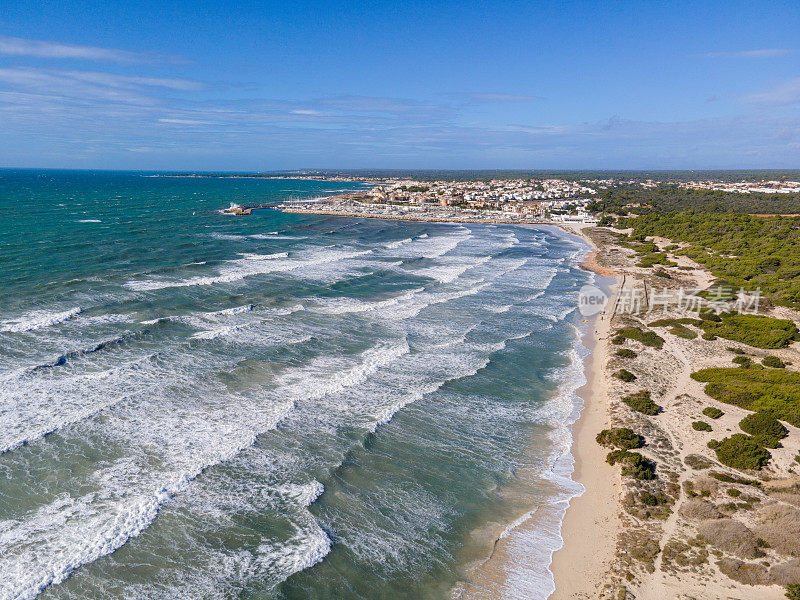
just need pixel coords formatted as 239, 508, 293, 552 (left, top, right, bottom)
0, 170, 592, 600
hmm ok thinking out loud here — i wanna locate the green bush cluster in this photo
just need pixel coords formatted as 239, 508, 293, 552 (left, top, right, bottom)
621, 211, 800, 309
589, 185, 800, 216
692, 421, 712, 432
649, 318, 701, 340
637, 252, 678, 268
709, 434, 771, 470
640, 491, 667, 506
762, 355, 787, 368
615, 348, 637, 359
596, 428, 645, 450
786, 583, 800, 600
739, 412, 788, 448
622, 390, 662, 415
708, 471, 761, 487
699, 314, 798, 349
606, 450, 657, 480
732, 355, 752, 366
614, 369, 637, 382
691, 365, 800, 427
702, 406, 724, 419
611, 327, 665, 349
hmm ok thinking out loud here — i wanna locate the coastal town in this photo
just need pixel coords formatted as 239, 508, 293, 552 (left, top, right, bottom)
225, 177, 601, 224
220, 173, 800, 224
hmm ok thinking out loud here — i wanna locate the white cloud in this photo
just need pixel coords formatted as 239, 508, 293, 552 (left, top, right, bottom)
0, 67, 204, 107
0, 35, 174, 63
741, 78, 800, 105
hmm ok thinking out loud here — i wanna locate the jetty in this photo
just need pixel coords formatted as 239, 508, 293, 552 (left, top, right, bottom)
222, 203, 274, 216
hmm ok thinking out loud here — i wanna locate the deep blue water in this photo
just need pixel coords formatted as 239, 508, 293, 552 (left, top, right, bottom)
0, 170, 591, 600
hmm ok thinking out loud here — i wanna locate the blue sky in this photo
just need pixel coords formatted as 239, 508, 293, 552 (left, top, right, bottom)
0, 0, 798, 170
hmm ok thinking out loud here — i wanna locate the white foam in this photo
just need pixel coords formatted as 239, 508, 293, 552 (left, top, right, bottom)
0, 307, 82, 333
126, 248, 372, 291
0, 394, 296, 600
238, 252, 290, 261
76, 219, 101, 223
486, 304, 513, 313
277, 340, 410, 402
385, 237, 412, 249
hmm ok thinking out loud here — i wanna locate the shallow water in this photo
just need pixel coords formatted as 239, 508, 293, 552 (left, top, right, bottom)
0, 170, 591, 600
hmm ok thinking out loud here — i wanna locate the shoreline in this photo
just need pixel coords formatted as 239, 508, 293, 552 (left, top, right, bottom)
280, 207, 552, 225
548, 278, 619, 599
456, 222, 619, 600
548, 224, 620, 600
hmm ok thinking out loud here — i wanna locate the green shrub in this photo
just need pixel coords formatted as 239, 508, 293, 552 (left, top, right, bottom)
691, 366, 800, 427
711, 434, 771, 470
596, 428, 645, 450
762, 356, 787, 368
615, 348, 637, 359
648, 317, 700, 338
613, 327, 664, 349
699, 314, 798, 349
699, 311, 722, 322
732, 355, 752, 366
640, 491, 666, 506
726, 346, 747, 354
606, 450, 657, 480
703, 406, 724, 419
786, 583, 800, 600
614, 369, 637, 382
708, 471, 761, 487
670, 325, 697, 339
692, 421, 712, 432
622, 390, 662, 415
727, 488, 741, 497
739, 412, 788, 448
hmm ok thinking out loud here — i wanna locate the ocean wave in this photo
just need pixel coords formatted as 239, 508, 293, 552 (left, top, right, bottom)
0, 396, 296, 600
0, 307, 83, 333
238, 252, 290, 261
125, 248, 372, 291
384, 237, 412, 249
278, 340, 410, 402
486, 304, 513, 313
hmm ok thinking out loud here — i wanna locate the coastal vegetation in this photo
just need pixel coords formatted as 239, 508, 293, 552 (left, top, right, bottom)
649, 318, 700, 339
606, 449, 657, 480
691, 366, 800, 427
612, 327, 665, 349
615, 348, 637, 359
739, 412, 788, 448
702, 406, 724, 419
763, 355, 787, 368
587, 184, 800, 215
596, 428, 645, 450
692, 421, 712, 432
624, 212, 800, 309
622, 390, 662, 415
614, 369, 637, 382
698, 314, 799, 349
708, 434, 772, 470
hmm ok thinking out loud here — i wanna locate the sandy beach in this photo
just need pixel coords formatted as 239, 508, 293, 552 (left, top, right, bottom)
548, 283, 621, 600
547, 224, 621, 600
